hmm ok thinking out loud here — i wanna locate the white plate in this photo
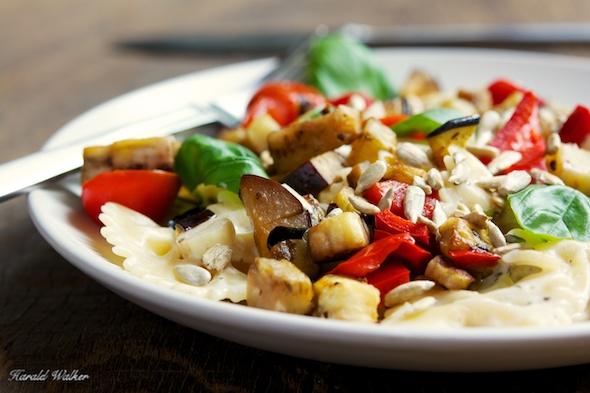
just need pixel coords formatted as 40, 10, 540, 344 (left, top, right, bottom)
28, 48, 590, 372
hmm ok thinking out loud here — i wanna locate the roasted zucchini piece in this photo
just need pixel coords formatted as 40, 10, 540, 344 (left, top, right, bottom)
546, 142, 590, 196
348, 118, 397, 166
427, 115, 480, 167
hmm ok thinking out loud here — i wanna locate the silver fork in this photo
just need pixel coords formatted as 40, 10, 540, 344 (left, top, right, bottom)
0, 26, 326, 203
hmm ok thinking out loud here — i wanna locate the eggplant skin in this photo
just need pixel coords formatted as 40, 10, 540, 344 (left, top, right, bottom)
427, 114, 480, 138
267, 226, 308, 249
281, 151, 346, 196
239, 174, 312, 257
168, 208, 215, 231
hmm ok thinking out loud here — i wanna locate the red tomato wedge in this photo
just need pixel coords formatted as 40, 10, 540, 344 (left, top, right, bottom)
242, 81, 327, 127
81, 170, 181, 225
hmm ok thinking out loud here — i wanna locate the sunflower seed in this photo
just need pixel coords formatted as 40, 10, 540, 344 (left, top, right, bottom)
355, 160, 387, 194
404, 185, 425, 223
462, 211, 489, 228
431, 201, 448, 227
487, 220, 507, 248
202, 244, 233, 272
412, 175, 432, 195
477, 175, 507, 190
545, 132, 561, 155
466, 144, 500, 160
487, 150, 522, 174
175, 264, 212, 286
448, 160, 470, 185
477, 110, 502, 139
497, 170, 532, 196
418, 215, 439, 233
384, 280, 436, 307
426, 168, 445, 190
348, 194, 381, 214
397, 142, 432, 168
529, 168, 565, 186
378, 186, 396, 211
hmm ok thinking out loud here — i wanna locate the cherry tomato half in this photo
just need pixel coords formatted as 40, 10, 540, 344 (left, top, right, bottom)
242, 81, 327, 127
81, 169, 181, 225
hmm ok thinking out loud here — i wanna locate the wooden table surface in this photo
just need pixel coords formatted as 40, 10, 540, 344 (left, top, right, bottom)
3, 1, 590, 392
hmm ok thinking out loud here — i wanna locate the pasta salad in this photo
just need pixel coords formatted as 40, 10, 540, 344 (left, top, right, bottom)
80, 34, 590, 328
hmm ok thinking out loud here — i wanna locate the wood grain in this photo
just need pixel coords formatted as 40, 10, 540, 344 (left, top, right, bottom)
3, 1, 590, 392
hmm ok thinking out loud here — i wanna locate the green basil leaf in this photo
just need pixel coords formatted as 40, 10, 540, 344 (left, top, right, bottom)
507, 184, 590, 242
175, 134, 268, 196
307, 33, 396, 100
391, 108, 466, 138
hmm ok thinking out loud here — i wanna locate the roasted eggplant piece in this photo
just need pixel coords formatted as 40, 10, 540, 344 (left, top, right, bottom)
168, 208, 215, 232
307, 211, 370, 263
267, 226, 308, 248
427, 114, 480, 167
281, 150, 346, 196
267, 105, 362, 175
267, 239, 319, 279
239, 174, 312, 257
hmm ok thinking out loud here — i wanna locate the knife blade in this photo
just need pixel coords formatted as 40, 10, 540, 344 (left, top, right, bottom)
117, 22, 590, 55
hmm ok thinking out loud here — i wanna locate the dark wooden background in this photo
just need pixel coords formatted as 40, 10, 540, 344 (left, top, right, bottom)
3, 1, 590, 392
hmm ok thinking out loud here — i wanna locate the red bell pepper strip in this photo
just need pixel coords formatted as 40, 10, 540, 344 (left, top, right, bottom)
365, 259, 411, 300
327, 233, 414, 278
558, 105, 590, 147
374, 209, 430, 248
81, 169, 181, 226
448, 249, 501, 268
243, 81, 327, 128
364, 179, 438, 220
374, 230, 432, 274
488, 91, 546, 172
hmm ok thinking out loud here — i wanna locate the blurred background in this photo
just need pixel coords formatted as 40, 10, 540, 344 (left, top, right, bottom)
3, 0, 590, 162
